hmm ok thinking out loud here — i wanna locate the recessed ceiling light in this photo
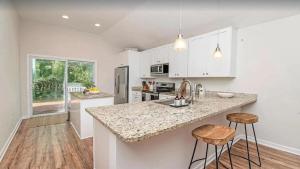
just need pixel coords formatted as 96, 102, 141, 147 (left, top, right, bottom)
94, 23, 101, 27
62, 15, 69, 19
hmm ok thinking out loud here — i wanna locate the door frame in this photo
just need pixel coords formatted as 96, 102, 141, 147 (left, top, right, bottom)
27, 54, 97, 117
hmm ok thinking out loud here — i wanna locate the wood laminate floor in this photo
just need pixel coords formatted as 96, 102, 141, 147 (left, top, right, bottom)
206, 140, 300, 169
1, 114, 300, 169
0, 114, 93, 169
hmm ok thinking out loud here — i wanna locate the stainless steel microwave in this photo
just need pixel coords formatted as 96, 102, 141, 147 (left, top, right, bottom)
150, 64, 169, 75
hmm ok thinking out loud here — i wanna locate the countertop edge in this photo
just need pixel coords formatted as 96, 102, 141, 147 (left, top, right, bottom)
87, 95, 257, 143
71, 92, 114, 100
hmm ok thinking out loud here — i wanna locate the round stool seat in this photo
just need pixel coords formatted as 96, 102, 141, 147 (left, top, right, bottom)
227, 113, 258, 124
192, 124, 235, 146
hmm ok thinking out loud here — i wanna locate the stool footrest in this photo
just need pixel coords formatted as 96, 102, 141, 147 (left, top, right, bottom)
190, 158, 206, 165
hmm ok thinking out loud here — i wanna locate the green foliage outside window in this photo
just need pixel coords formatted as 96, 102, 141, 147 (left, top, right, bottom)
32, 59, 94, 103
67, 61, 94, 85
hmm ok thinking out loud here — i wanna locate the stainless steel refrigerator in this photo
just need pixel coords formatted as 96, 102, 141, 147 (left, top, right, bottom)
114, 66, 129, 104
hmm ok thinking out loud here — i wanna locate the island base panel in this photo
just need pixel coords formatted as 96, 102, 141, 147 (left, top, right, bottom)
93, 108, 242, 169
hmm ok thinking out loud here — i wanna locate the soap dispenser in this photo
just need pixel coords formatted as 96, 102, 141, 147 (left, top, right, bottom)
196, 84, 205, 98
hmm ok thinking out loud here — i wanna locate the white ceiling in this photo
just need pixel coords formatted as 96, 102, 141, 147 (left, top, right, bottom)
12, 0, 300, 50
12, 0, 145, 34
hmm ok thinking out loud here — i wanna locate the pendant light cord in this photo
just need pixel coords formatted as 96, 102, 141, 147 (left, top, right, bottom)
217, 0, 221, 44
179, 0, 182, 35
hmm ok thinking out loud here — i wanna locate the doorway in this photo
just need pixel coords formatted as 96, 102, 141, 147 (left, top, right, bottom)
30, 56, 95, 116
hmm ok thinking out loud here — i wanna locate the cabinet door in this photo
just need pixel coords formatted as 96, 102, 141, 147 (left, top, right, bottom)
115, 51, 129, 67
131, 91, 142, 103
152, 45, 170, 64
188, 36, 210, 77
139, 50, 152, 78
158, 44, 170, 64
207, 31, 232, 77
169, 43, 188, 78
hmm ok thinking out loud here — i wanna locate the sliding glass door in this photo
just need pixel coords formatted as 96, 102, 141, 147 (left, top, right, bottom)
32, 58, 66, 115
31, 58, 95, 116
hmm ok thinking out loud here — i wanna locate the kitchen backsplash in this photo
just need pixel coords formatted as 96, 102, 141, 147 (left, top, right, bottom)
146, 77, 236, 92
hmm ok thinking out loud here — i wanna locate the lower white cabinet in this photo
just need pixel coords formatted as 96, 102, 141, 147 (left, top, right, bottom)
131, 91, 142, 103
70, 95, 114, 139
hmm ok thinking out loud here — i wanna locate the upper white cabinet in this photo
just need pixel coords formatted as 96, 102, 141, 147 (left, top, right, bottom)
151, 44, 170, 64
137, 27, 236, 78
188, 27, 236, 77
168, 43, 189, 78
139, 50, 153, 78
115, 51, 129, 67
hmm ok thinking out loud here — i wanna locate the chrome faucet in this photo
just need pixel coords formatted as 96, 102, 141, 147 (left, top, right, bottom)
181, 79, 195, 104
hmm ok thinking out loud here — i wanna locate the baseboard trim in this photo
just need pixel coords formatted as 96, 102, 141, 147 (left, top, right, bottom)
23, 112, 67, 119
70, 122, 81, 139
0, 118, 23, 162
245, 135, 300, 156
191, 134, 300, 168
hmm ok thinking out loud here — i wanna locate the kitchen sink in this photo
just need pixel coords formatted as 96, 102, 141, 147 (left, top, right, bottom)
154, 99, 174, 106
155, 99, 191, 107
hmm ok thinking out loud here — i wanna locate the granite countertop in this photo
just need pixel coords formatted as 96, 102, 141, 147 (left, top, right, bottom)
86, 92, 257, 143
71, 92, 114, 100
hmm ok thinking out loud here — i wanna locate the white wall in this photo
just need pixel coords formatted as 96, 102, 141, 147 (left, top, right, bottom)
0, 0, 22, 159
231, 14, 300, 150
20, 20, 119, 117
154, 14, 300, 151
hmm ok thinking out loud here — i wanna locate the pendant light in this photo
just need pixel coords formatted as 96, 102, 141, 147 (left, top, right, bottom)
213, 0, 223, 58
174, 0, 187, 52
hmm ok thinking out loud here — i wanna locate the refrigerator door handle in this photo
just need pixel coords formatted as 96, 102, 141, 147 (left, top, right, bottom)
117, 75, 120, 94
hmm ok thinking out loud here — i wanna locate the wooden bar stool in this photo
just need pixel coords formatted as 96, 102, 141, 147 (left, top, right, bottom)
188, 124, 235, 169
219, 113, 262, 169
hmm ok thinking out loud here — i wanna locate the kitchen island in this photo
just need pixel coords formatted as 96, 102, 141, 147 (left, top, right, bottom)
69, 92, 114, 139
86, 92, 257, 169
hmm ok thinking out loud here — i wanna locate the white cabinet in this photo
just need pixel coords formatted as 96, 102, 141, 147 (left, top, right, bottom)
188, 27, 235, 77
70, 95, 114, 139
139, 50, 153, 78
138, 27, 235, 79
131, 91, 142, 103
115, 51, 129, 67
151, 45, 170, 64
169, 43, 189, 78
116, 50, 141, 104
188, 35, 210, 77
206, 31, 233, 77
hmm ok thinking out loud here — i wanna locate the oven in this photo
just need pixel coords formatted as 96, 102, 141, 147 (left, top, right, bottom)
142, 92, 159, 101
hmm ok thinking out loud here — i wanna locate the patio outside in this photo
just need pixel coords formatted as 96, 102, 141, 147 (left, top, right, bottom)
32, 58, 94, 115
